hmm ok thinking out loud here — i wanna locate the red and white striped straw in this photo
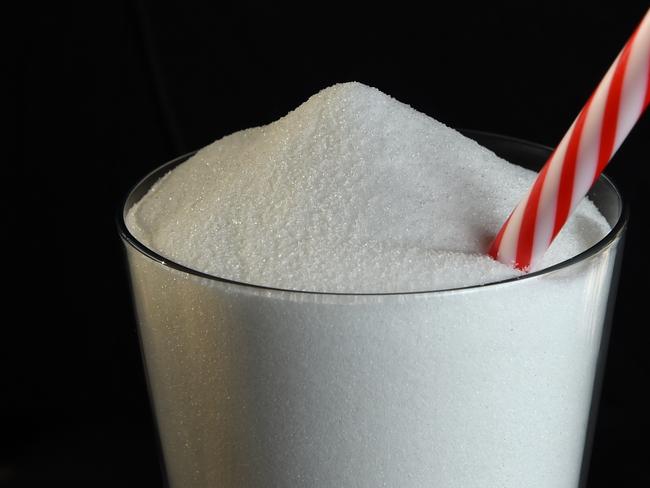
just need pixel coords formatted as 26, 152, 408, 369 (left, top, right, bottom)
489, 10, 650, 271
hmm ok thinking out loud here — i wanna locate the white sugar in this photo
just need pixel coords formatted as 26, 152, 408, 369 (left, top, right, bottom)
125, 82, 621, 487
126, 82, 610, 292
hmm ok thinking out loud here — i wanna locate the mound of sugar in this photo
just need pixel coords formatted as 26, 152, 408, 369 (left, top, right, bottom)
126, 82, 611, 293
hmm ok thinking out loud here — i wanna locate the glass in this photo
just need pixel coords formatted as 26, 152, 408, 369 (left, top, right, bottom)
118, 131, 626, 488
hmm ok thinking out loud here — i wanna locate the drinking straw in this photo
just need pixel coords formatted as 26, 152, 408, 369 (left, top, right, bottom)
489, 9, 650, 271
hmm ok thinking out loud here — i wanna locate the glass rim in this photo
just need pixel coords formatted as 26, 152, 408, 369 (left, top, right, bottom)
116, 130, 628, 297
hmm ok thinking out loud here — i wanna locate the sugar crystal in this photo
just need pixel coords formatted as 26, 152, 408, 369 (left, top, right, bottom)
126, 82, 610, 293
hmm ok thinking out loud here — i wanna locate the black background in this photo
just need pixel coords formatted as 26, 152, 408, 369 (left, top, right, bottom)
7, 2, 649, 486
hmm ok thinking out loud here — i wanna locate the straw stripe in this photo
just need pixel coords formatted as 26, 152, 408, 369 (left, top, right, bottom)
617, 25, 650, 148
490, 9, 650, 271
596, 33, 635, 177
515, 164, 550, 268
533, 140, 568, 266
572, 83, 606, 210
554, 98, 593, 238
645, 59, 650, 106
616, 19, 650, 156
